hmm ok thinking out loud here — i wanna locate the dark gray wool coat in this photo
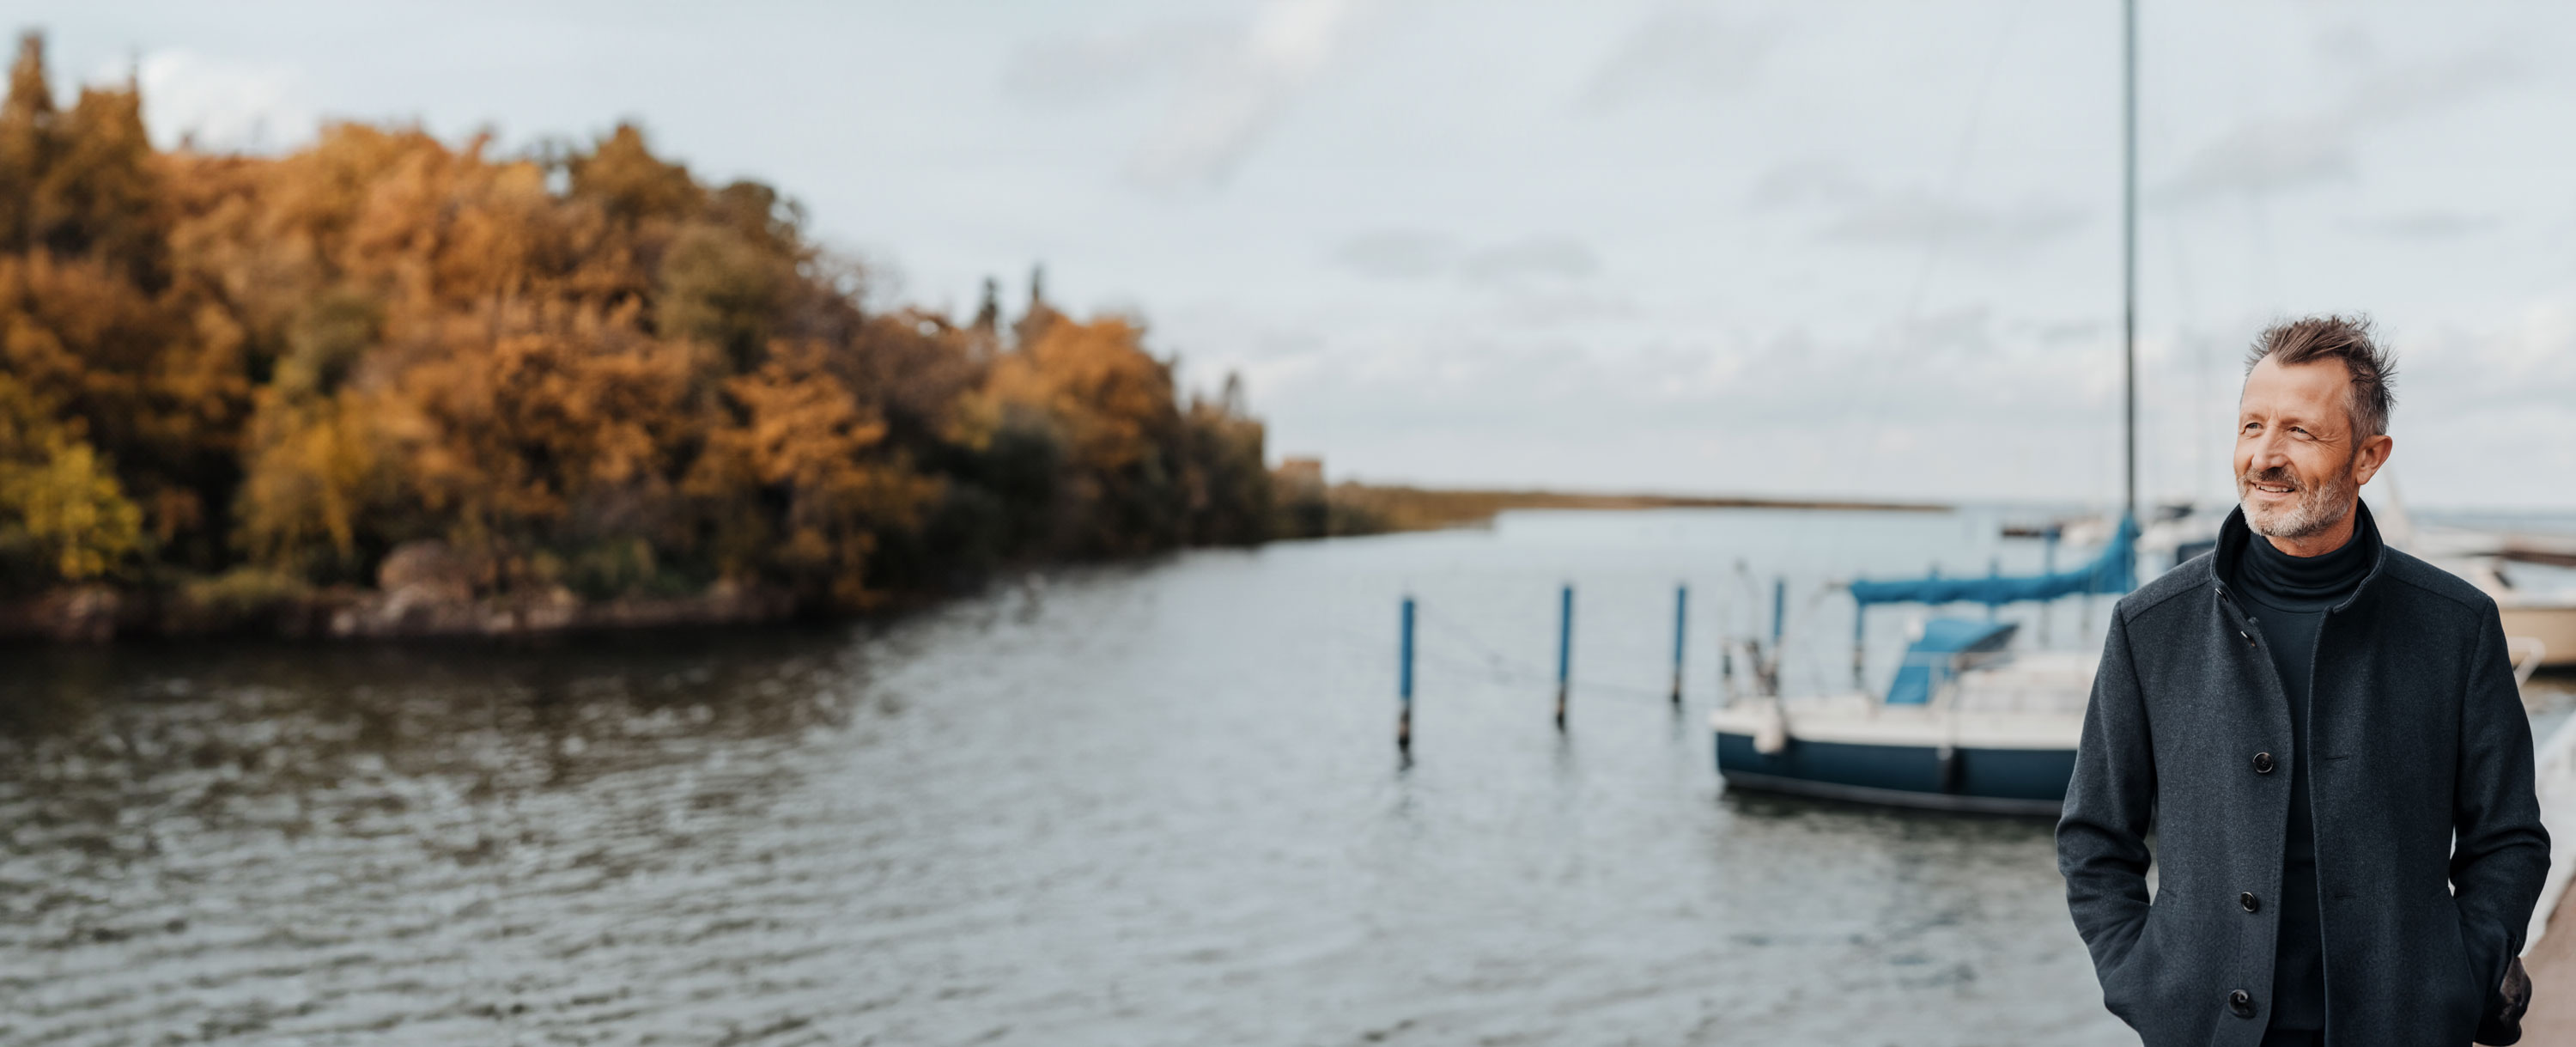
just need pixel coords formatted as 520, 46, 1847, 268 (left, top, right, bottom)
2058, 505, 2549, 1047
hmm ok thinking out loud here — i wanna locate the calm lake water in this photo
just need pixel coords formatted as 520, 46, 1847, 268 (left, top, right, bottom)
5, 507, 2568, 1045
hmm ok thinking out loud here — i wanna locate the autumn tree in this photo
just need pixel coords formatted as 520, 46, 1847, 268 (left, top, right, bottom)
0, 371, 140, 584
0, 29, 1281, 617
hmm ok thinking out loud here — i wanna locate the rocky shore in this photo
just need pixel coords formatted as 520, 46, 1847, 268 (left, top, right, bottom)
0, 541, 799, 642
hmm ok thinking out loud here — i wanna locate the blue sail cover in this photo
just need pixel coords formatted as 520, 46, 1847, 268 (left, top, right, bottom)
1849, 516, 2137, 608
1884, 618, 2019, 704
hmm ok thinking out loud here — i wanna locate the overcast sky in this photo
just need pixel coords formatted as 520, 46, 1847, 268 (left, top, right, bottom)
36, 1, 2576, 508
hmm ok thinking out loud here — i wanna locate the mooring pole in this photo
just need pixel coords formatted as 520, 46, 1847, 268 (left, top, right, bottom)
2042, 527, 2059, 645
1771, 578, 1786, 648
1670, 584, 1688, 706
1851, 600, 1866, 691
1398, 596, 1416, 752
1767, 578, 1787, 697
1719, 633, 1736, 703
1555, 584, 1573, 730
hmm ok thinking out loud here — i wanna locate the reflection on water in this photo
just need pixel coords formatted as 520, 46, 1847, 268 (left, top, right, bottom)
2, 508, 2213, 1044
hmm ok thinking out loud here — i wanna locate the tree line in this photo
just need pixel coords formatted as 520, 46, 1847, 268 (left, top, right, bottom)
0, 33, 1278, 623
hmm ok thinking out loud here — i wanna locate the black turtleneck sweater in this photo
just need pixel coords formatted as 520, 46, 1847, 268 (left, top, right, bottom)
2230, 512, 2378, 1032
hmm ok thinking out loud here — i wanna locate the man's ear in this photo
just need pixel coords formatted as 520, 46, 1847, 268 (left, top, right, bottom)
2354, 434, 2394, 487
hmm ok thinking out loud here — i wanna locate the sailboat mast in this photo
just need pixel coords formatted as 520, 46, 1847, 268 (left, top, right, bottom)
2121, 0, 2138, 523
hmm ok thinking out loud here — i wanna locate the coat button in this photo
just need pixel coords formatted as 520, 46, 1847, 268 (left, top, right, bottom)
2240, 892, 2260, 913
2228, 989, 2255, 1018
2251, 752, 2275, 774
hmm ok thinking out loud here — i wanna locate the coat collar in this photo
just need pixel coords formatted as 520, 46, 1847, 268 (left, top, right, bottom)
2212, 498, 2390, 615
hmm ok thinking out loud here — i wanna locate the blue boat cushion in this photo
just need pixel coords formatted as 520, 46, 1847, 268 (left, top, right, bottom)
1883, 618, 2019, 704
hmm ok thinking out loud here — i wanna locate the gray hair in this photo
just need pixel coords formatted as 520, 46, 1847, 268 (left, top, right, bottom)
2245, 313, 2397, 437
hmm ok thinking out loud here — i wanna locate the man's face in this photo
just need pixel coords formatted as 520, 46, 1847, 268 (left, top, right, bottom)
2234, 356, 2387, 540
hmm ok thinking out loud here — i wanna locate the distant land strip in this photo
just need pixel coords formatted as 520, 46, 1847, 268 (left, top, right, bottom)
1315, 484, 1949, 534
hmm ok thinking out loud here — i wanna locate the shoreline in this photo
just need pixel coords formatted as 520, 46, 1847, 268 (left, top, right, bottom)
7, 493, 1947, 642
1312, 483, 1949, 534
0, 580, 806, 644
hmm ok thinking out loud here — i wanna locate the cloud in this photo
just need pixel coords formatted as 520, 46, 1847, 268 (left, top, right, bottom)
2408, 295, 2576, 416
1748, 161, 2081, 254
1330, 231, 1600, 284
113, 50, 314, 152
2159, 115, 2356, 200
1332, 229, 1454, 280
2157, 47, 2517, 203
1902, 304, 1997, 356
1491, 288, 1636, 326
1461, 236, 1600, 283
2343, 50, 2518, 119
2344, 210, 2500, 240
1580, 7, 1778, 111
2380, 296, 2576, 502
1000, 22, 1224, 105
2032, 319, 2107, 346
1816, 191, 2085, 252
1127, 0, 1375, 189
1747, 158, 1867, 208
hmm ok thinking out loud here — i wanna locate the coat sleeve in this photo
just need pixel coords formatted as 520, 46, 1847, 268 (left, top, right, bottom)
2058, 610, 2157, 992
2456, 606, 2550, 1026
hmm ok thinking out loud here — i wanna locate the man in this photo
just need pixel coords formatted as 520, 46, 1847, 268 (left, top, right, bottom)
2058, 315, 2549, 1047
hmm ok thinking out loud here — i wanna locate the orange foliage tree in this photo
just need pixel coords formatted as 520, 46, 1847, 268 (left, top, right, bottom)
0, 33, 1273, 612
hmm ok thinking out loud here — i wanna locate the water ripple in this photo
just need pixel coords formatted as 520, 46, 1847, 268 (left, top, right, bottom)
2, 512, 2152, 1044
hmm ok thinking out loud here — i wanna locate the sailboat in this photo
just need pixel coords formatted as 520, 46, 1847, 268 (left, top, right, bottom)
1707, 2, 2149, 815
1708, 527, 2132, 813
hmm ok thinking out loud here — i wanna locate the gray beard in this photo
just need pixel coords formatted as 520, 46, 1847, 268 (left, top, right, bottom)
2240, 466, 2355, 540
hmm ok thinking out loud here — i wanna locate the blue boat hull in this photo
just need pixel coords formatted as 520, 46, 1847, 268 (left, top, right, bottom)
1715, 731, 2074, 816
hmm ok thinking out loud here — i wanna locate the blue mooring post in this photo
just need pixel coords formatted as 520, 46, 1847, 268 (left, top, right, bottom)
1398, 596, 1416, 752
1765, 577, 1788, 698
1771, 578, 1787, 648
2042, 527, 2060, 645
1670, 584, 1688, 705
1555, 584, 1574, 730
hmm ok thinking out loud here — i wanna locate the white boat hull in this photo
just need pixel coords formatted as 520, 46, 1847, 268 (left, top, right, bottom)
1712, 653, 2093, 814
